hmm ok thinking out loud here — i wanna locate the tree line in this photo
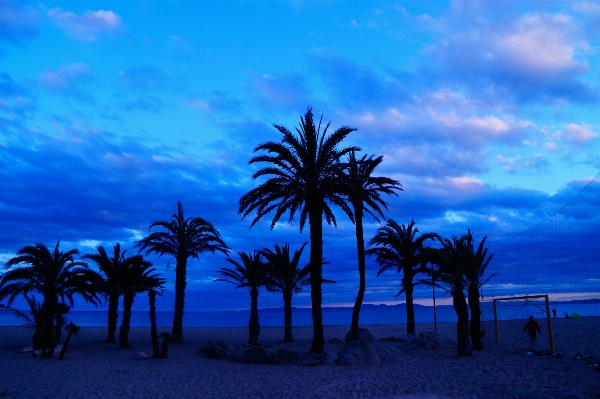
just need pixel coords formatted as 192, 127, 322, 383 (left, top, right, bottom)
0, 107, 495, 359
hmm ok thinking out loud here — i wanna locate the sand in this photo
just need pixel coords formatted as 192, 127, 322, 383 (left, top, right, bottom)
0, 317, 598, 399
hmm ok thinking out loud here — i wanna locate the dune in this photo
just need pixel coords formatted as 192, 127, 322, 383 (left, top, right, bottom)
0, 318, 598, 398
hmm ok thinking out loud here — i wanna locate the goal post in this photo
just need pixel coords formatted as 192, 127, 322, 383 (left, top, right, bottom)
493, 294, 555, 352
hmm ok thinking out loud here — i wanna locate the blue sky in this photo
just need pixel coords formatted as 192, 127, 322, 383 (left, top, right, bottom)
1, 0, 599, 313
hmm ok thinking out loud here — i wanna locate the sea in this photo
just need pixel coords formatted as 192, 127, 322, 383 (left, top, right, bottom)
1, 301, 598, 328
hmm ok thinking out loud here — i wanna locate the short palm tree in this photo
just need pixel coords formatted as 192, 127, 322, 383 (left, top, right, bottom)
341, 152, 402, 340
366, 220, 434, 336
429, 234, 472, 357
58, 321, 80, 360
0, 240, 103, 355
261, 243, 311, 342
83, 243, 127, 343
118, 255, 159, 349
147, 275, 167, 358
135, 201, 230, 344
216, 251, 270, 345
239, 107, 358, 353
462, 231, 495, 350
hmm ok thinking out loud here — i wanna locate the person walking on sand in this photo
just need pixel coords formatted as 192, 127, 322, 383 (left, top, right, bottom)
552, 308, 557, 318
523, 315, 541, 350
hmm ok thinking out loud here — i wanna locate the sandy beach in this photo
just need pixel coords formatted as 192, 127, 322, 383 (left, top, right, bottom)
0, 318, 598, 399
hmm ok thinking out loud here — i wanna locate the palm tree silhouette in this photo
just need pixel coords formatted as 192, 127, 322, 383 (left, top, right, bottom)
216, 251, 270, 346
118, 255, 159, 349
135, 201, 230, 344
239, 107, 358, 353
367, 220, 434, 336
429, 234, 473, 357
83, 243, 127, 342
462, 230, 495, 350
342, 152, 402, 340
58, 321, 80, 360
147, 274, 167, 358
0, 240, 102, 356
261, 243, 311, 342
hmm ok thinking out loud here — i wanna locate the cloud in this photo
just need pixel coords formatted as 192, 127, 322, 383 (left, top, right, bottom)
0, 0, 39, 45
250, 72, 311, 112
118, 65, 183, 91
421, 9, 597, 104
188, 91, 242, 114
120, 96, 165, 113
39, 63, 93, 99
48, 8, 123, 41
563, 123, 598, 144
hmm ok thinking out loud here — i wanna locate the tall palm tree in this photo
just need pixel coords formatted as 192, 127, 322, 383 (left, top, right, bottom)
118, 255, 159, 349
148, 274, 167, 358
261, 243, 311, 342
462, 230, 496, 350
342, 152, 402, 340
135, 201, 230, 344
216, 251, 270, 346
366, 220, 434, 336
0, 240, 103, 355
429, 234, 472, 357
239, 107, 358, 353
83, 243, 127, 342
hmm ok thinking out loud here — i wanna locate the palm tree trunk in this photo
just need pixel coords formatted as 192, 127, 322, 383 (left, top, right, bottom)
47, 312, 64, 359
249, 287, 260, 345
120, 293, 134, 349
351, 205, 365, 341
171, 254, 186, 344
107, 291, 120, 343
468, 287, 483, 350
453, 289, 472, 356
58, 331, 73, 360
40, 297, 56, 358
308, 206, 325, 354
283, 289, 293, 342
149, 290, 160, 357
405, 277, 416, 335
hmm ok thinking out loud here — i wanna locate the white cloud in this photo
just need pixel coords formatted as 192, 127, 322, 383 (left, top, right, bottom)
563, 123, 597, 144
48, 8, 122, 41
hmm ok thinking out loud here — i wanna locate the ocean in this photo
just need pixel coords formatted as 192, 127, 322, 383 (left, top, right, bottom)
1, 301, 597, 328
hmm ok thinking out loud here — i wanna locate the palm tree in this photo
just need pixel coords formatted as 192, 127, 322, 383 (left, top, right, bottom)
47, 302, 70, 359
58, 322, 80, 360
148, 275, 167, 358
239, 107, 358, 353
462, 230, 496, 350
135, 201, 230, 344
0, 240, 103, 355
216, 251, 270, 346
261, 243, 311, 342
366, 220, 434, 336
83, 243, 127, 342
341, 152, 402, 340
429, 234, 472, 357
118, 255, 159, 349
10, 295, 44, 347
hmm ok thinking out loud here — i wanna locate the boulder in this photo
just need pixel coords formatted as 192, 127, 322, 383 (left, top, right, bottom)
337, 339, 380, 366
329, 338, 344, 344
136, 352, 148, 360
308, 351, 338, 365
344, 328, 374, 343
276, 349, 319, 366
240, 346, 275, 364
198, 340, 236, 359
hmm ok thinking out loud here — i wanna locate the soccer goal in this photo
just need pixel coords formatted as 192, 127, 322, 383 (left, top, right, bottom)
493, 294, 555, 352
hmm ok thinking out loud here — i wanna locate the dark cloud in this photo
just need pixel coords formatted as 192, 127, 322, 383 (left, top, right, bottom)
0, 0, 39, 44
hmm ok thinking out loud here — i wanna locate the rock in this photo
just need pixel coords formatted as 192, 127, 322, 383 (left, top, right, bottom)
308, 351, 338, 365
240, 346, 275, 364
337, 339, 381, 366
329, 338, 344, 344
276, 349, 319, 366
21, 346, 33, 353
344, 328, 375, 343
136, 352, 148, 360
198, 340, 236, 359
379, 337, 398, 342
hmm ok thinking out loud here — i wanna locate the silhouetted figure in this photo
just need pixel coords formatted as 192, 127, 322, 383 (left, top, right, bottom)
523, 315, 541, 350
552, 308, 557, 318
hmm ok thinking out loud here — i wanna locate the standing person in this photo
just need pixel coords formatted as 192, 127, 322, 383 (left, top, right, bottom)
552, 308, 557, 318
523, 315, 541, 350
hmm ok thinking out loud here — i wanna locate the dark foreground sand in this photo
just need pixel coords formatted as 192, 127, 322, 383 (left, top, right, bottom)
0, 318, 598, 399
